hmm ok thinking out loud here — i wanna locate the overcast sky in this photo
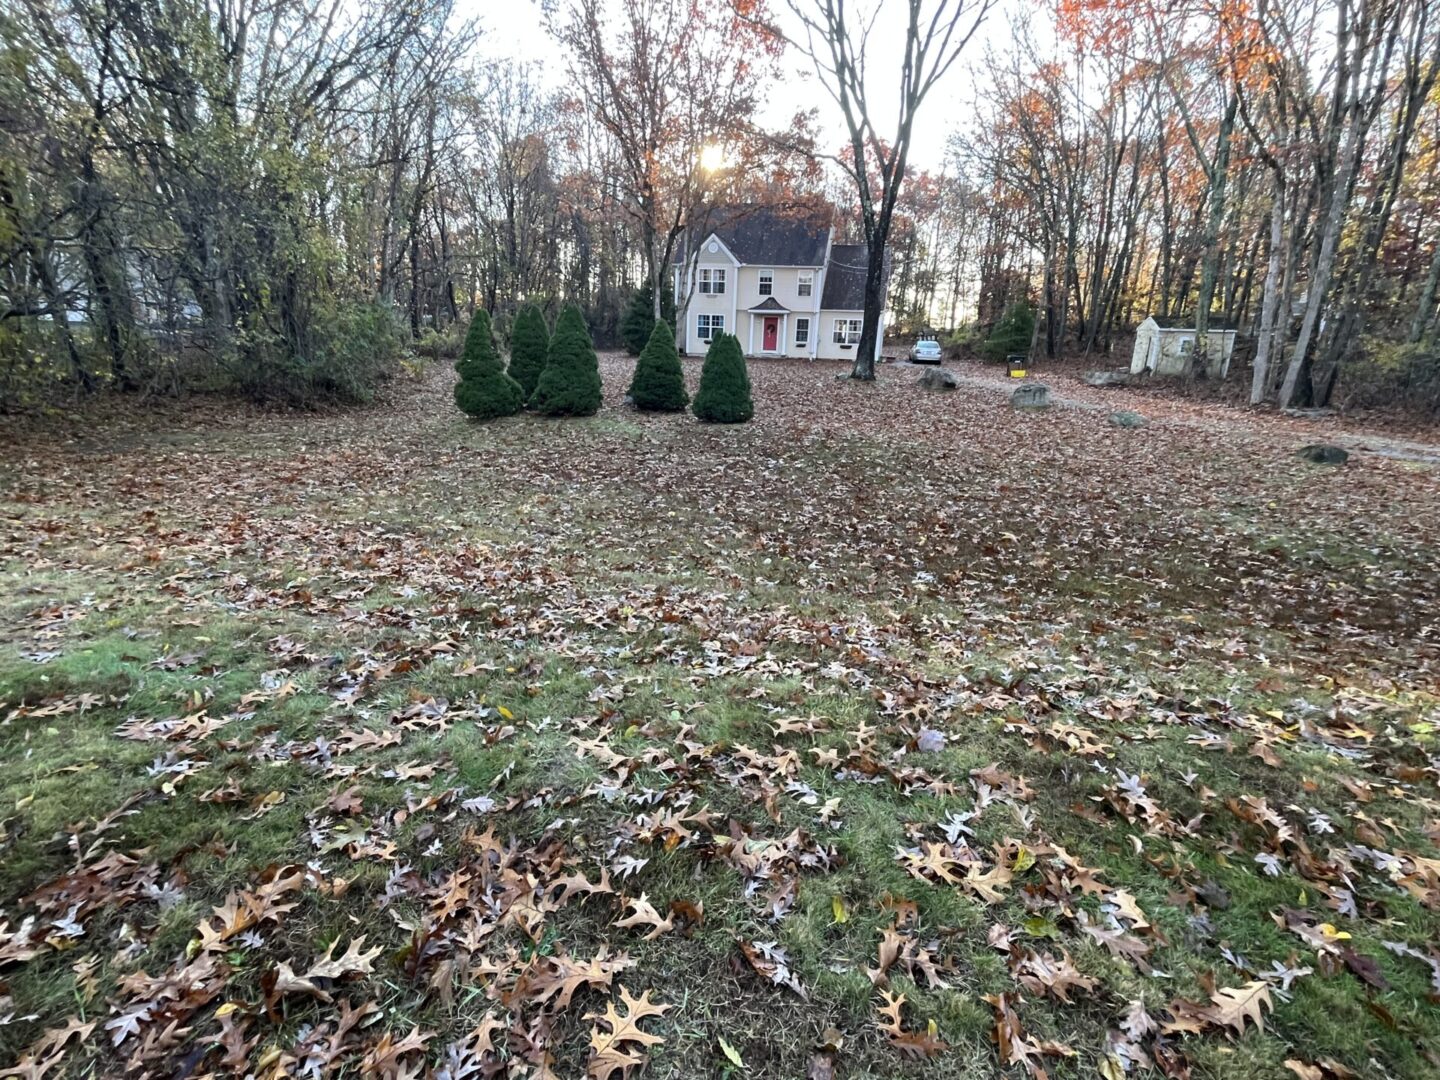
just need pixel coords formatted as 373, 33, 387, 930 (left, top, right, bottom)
467, 0, 1034, 174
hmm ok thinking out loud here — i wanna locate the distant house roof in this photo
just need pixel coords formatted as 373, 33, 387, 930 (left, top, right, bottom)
821, 244, 875, 310
679, 207, 830, 267
1147, 314, 1239, 332
748, 297, 789, 313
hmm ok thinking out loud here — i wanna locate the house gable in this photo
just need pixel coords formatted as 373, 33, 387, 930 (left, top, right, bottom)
692, 232, 741, 267
676, 208, 830, 268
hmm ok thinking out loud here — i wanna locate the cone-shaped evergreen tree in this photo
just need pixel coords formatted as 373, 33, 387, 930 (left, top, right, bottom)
692, 332, 753, 423
619, 283, 677, 355
454, 309, 524, 420
508, 304, 549, 399
982, 301, 1035, 361
529, 304, 603, 416
628, 319, 689, 412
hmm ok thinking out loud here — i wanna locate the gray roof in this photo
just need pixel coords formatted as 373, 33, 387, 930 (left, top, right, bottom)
748, 297, 789, 313
821, 244, 873, 310
681, 208, 830, 267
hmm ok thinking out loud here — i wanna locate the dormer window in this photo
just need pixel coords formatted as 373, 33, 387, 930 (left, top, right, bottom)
758, 270, 774, 297
798, 271, 814, 298
699, 268, 726, 295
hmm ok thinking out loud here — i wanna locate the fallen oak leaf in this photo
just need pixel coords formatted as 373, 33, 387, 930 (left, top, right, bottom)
216, 1008, 256, 1071
584, 985, 670, 1080
1013, 949, 1098, 1003
512, 947, 634, 1011
328, 786, 364, 816
984, 992, 1047, 1077
550, 866, 615, 907
866, 928, 903, 986
1080, 914, 1153, 970
961, 861, 1013, 904
360, 1025, 431, 1078
876, 990, 948, 1060
613, 894, 674, 941
1193, 980, 1273, 1036
1107, 887, 1151, 930
735, 938, 807, 999
1381, 940, 1440, 995
197, 866, 305, 951
265, 961, 328, 1008
305, 936, 382, 980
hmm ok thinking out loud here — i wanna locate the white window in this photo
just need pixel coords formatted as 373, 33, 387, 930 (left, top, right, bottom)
698, 268, 726, 295
833, 318, 862, 345
1179, 337, 1194, 354
758, 270, 773, 296
798, 272, 814, 297
795, 317, 810, 347
697, 313, 725, 341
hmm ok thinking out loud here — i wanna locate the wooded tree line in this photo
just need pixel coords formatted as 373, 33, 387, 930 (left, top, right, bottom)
0, 0, 828, 406
880, 0, 1440, 410
4, 0, 1439, 412
0, 0, 695, 405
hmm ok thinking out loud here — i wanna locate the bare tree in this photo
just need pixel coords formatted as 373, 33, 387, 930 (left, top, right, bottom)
755, 0, 992, 380
551, 0, 773, 321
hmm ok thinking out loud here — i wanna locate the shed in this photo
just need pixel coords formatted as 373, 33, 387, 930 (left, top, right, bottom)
1130, 315, 1239, 378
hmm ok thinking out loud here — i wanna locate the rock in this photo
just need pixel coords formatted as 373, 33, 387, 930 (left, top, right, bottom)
622, 394, 636, 407
917, 368, 958, 391
1109, 409, 1146, 428
1195, 880, 1232, 911
1283, 406, 1335, 419
1011, 383, 1051, 409
1084, 370, 1132, 387
1298, 444, 1349, 465
916, 727, 946, 753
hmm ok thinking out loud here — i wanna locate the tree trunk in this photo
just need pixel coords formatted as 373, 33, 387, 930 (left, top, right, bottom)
1407, 240, 1440, 343
1192, 94, 1238, 376
851, 242, 889, 381
1279, 114, 1368, 407
1251, 183, 1286, 404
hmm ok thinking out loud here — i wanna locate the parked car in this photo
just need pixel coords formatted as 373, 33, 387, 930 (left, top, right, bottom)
908, 337, 943, 364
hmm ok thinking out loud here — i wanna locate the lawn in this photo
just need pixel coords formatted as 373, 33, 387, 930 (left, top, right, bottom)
1, 355, 1438, 1080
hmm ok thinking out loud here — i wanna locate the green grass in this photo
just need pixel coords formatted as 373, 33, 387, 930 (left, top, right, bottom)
2, 358, 1438, 1077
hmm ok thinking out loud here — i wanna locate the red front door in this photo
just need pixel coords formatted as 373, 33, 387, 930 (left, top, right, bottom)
763, 317, 778, 351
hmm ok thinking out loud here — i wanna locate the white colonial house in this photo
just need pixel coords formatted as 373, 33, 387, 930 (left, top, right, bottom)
673, 209, 885, 362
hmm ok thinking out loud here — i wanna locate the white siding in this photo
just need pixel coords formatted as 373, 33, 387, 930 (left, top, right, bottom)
1131, 317, 1237, 376
814, 312, 866, 361
1130, 320, 1158, 374
734, 265, 825, 358
677, 246, 738, 353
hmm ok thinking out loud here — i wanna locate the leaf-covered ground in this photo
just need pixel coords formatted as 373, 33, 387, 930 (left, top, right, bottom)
2, 356, 1438, 1080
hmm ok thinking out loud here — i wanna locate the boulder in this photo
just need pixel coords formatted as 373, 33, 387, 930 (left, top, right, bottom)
1084, 370, 1132, 387
1109, 409, 1146, 428
1011, 383, 1051, 409
1298, 444, 1349, 465
917, 368, 958, 391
